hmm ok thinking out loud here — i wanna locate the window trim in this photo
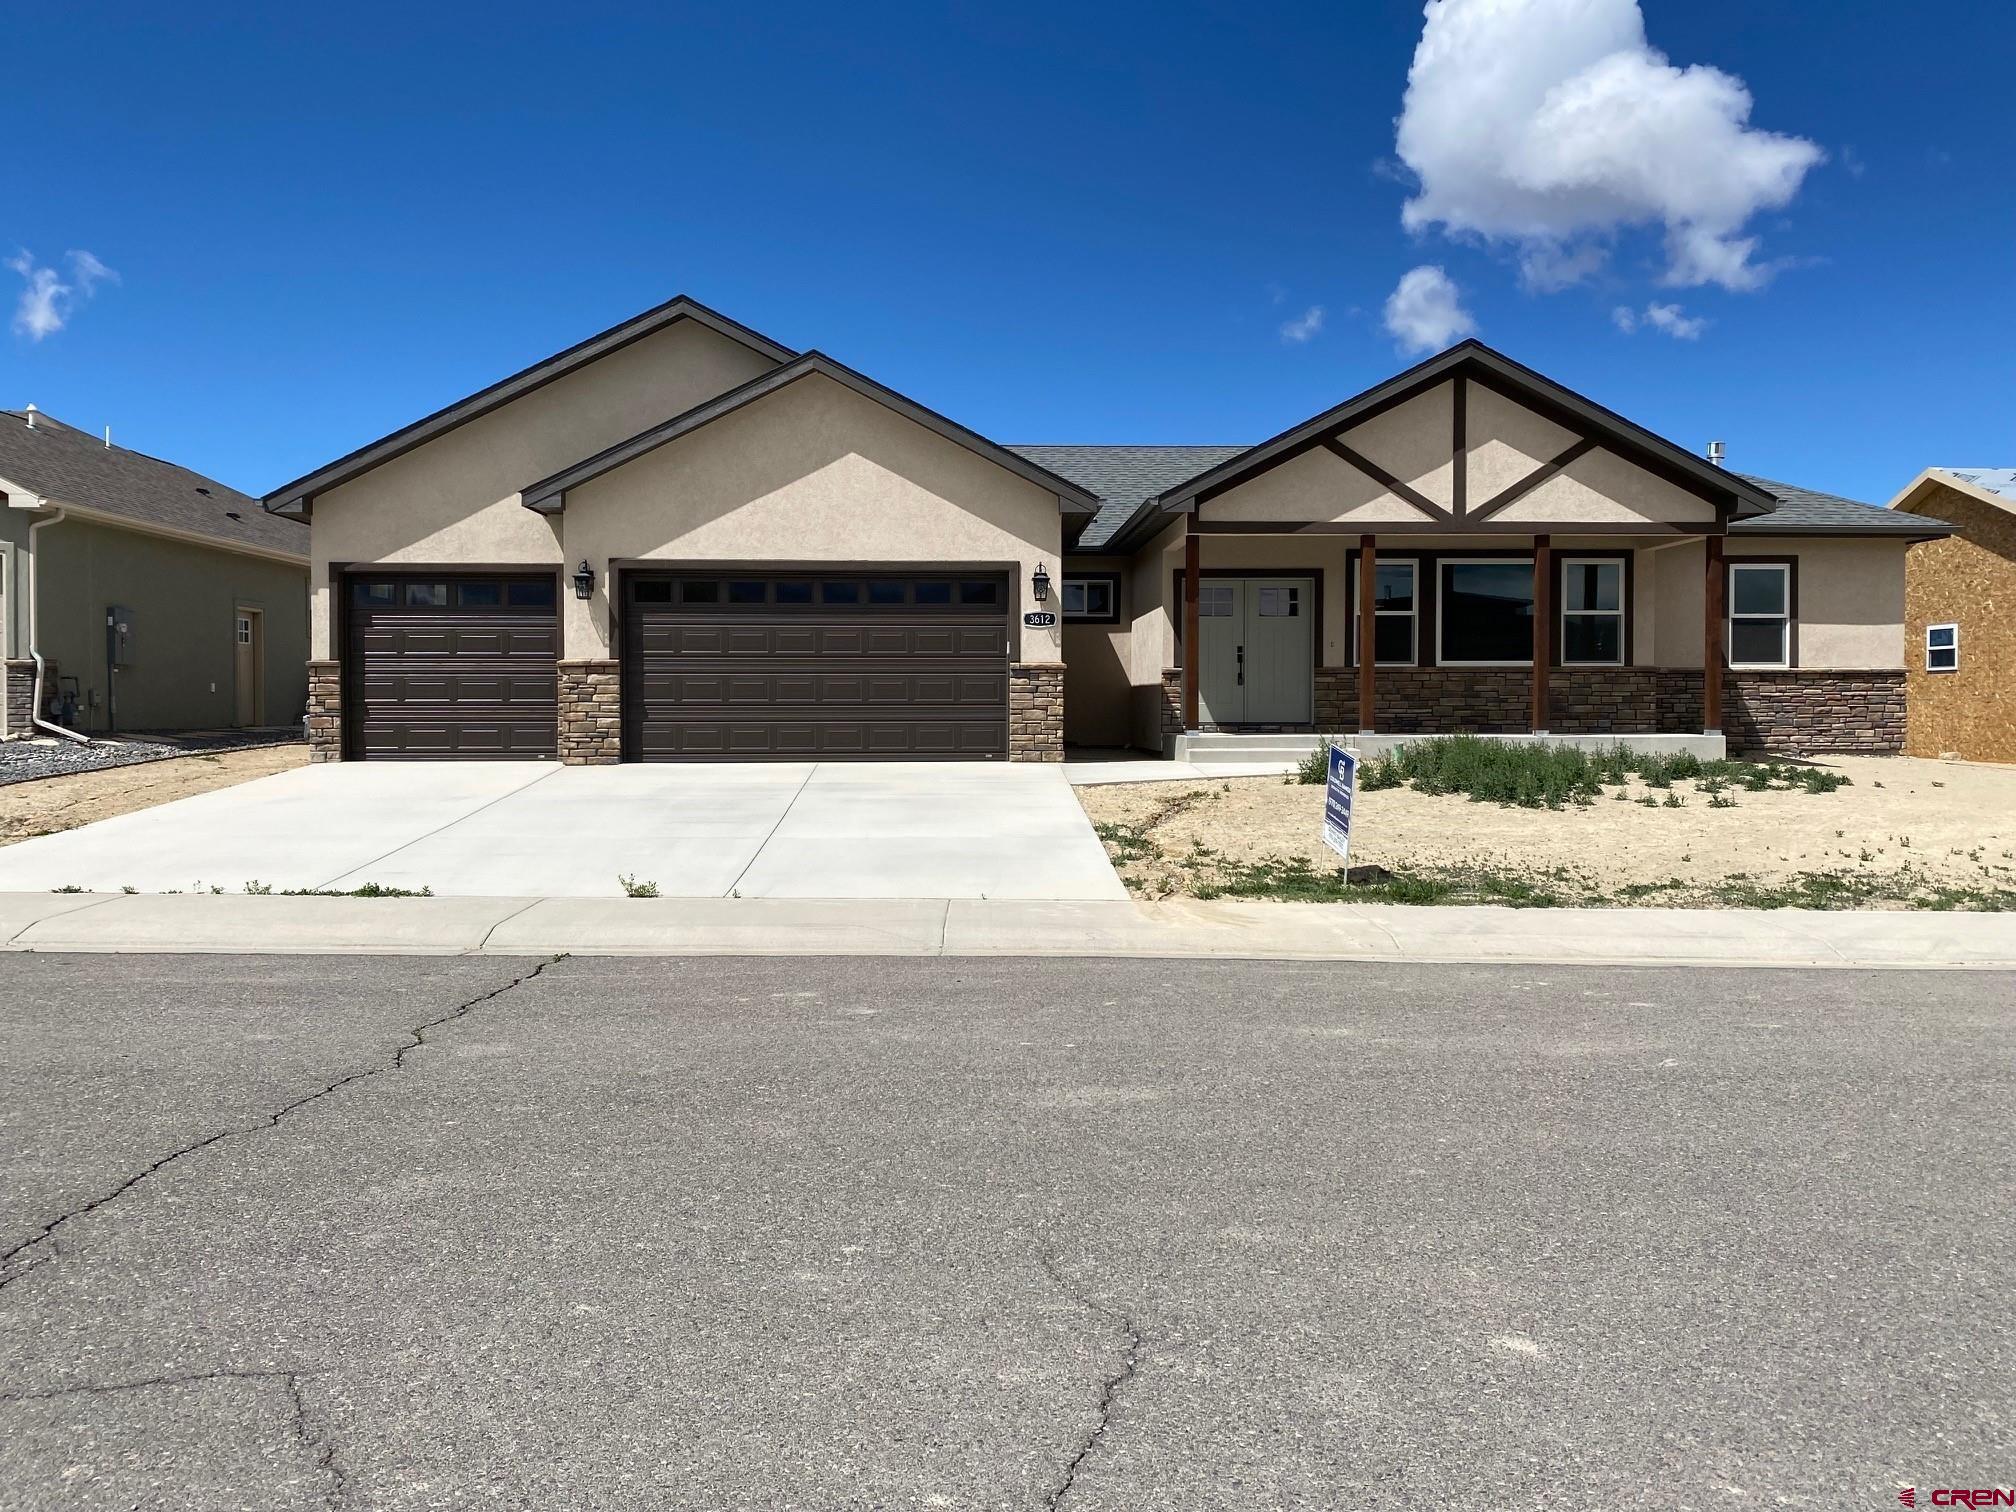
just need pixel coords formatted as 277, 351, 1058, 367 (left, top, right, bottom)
1061, 571, 1122, 625
1436, 556, 1537, 668
1726, 558, 1797, 670
1348, 556, 1420, 668
1925, 621, 1959, 674
1558, 555, 1626, 667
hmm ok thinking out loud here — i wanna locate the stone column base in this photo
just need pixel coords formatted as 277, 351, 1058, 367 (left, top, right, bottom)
558, 660, 622, 764
305, 660, 342, 762
1009, 663, 1064, 761
4, 659, 40, 738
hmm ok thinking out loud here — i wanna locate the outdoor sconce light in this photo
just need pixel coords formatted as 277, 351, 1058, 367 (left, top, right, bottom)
571, 560, 596, 601
1032, 563, 1051, 603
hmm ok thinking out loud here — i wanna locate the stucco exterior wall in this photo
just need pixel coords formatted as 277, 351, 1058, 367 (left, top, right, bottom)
1734, 536, 1907, 669
26, 516, 309, 732
306, 318, 779, 656
558, 373, 1065, 662
1060, 554, 1131, 748
1898, 487, 2016, 761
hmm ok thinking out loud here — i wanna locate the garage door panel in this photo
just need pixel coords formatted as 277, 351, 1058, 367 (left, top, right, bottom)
624, 571, 1010, 761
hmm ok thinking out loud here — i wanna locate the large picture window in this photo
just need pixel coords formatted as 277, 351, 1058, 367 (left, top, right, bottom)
1438, 559, 1534, 665
1728, 562, 1793, 669
1560, 558, 1624, 665
1350, 559, 1418, 665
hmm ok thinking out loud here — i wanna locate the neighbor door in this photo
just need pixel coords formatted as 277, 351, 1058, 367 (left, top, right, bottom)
233, 609, 264, 726
1195, 576, 1314, 726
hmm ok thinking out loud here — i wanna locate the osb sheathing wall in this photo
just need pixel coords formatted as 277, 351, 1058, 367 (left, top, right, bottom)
1902, 487, 2016, 762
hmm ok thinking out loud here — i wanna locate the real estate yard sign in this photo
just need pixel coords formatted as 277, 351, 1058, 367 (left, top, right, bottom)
1321, 745, 1357, 863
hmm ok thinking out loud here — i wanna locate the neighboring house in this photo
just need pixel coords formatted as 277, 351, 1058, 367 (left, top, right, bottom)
1886, 468, 2016, 763
1, 408, 309, 739
262, 296, 1951, 765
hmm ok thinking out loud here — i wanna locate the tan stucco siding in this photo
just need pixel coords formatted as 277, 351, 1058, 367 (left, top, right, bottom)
1733, 536, 1906, 669
1899, 488, 2016, 760
307, 319, 779, 655
1495, 447, 1719, 525
1060, 554, 1131, 747
1338, 383, 1455, 510
1205, 447, 1426, 524
1172, 533, 1351, 664
1466, 381, 1576, 501
559, 373, 1064, 660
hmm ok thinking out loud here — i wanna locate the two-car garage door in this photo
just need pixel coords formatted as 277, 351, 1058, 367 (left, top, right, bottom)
341, 568, 1010, 761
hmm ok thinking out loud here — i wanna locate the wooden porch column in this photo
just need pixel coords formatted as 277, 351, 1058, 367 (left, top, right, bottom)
1530, 534, 1552, 732
1703, 531, 1725, 732
1182, 526, 1201, 731
1356, 534, 1376, 733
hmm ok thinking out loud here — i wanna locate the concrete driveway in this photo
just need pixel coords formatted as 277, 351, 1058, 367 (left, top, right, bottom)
0, 761, 1127, 900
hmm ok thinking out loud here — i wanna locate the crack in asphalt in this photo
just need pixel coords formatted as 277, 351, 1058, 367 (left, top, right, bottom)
1038, 1248, 1146, 1510
0, 1368, 346, 1508
0, 954, 568, 1295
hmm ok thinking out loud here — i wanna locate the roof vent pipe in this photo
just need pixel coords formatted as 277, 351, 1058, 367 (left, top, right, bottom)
1707, 439, 1726, 467
24, 404, 36, 430
104, 426, 111, 449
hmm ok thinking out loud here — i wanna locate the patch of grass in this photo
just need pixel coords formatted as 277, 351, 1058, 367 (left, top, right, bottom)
1094, 820, 1161, 865
1189, 855, 1579, 908
618, 874, 660, 898
244, 880, 272, 895
50, 884, 85, 893
280, 883, 436, 898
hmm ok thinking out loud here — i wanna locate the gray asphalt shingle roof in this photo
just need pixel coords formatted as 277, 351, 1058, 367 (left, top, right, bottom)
1010, 444, 1247, 551
1732, 473, 1948, 535
0, 409, 306, 557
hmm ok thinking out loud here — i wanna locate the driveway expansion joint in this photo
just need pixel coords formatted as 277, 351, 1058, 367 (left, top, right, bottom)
1037, 1247, 1147, 1510
0, 953, 569, 1295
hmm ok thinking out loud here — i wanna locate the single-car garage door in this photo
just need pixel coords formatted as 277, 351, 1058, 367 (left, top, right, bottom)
344, 573, 559, 759
624, 570, 1009, 760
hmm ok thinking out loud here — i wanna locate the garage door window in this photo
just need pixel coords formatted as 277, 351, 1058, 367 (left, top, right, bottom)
507, 580, 555, 608
353, 581, 396, 607
405, 582, 448, 607
959, 581, 1000, 606
822, 581, 861, 604
774, 580, 814, 604
457, 582, 502, 607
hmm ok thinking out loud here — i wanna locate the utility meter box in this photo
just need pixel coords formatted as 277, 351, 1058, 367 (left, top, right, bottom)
107, 606, 135, 669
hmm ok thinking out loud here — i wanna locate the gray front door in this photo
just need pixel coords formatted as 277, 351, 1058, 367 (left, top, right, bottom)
1196, 576, 1315, 726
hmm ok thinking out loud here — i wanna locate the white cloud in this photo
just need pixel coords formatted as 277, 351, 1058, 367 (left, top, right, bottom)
1279, 305, 1325, 343
1383, 265, 1477, 353
1519, 241, 1608, 293
1394, 0, 1823, 292
7, 248, 118, 341
1612, 300, 1706, 339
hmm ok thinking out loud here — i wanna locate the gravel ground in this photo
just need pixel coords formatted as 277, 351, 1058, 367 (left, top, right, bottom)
0, 730, 303, 787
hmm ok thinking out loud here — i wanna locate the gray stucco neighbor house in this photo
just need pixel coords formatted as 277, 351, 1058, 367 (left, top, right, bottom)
1, 407, 309, 739
262, 294, 1950, 765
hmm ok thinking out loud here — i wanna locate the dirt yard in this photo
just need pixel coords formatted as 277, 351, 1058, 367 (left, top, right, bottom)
0, 745, 308, 847
1077, 755, 2016, 908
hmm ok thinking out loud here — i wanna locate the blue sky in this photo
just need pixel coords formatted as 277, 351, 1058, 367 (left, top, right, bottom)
4, 1, 2011, 504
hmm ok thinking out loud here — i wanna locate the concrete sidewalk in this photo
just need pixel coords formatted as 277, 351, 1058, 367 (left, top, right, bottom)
2, 890, 2011, 967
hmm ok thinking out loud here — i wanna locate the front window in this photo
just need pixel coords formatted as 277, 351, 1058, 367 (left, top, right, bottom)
1350, 559, 1418, 666
1728, 562, 1792, 668
1061, 574, 1119, 622
1560, 558, 1624, 665
1926, 622, 1959, 673
1438, 560, 1534, 665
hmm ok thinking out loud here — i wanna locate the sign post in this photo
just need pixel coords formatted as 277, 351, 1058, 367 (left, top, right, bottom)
1321, 744, 1357, 864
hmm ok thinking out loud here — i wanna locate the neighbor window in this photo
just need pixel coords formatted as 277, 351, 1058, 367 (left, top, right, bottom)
1560, 558, 1624, 665
1926, 622, 1959, 673
1438, 560, 1534, 665
1062, 574, 1119, 622
1350, 559, 1418, 665
1728, 562, 1792, 668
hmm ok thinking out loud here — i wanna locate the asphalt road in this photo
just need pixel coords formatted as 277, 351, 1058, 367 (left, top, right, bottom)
0, 954, 2009, 1510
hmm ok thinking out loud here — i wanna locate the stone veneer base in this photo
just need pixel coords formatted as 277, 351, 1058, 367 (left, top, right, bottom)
1009, 663, 1065, 761
558, 660, 622, 765
305, 660, 342, 762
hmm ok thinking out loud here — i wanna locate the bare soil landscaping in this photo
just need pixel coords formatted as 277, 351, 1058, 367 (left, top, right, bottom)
1078, 751, 2016, 910
0, 744, 307, 847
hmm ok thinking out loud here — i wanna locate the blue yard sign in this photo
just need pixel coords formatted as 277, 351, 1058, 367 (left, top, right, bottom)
1321, 745, 1357, 863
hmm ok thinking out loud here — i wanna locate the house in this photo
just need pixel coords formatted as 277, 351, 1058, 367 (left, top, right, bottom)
2, 409, 310, 739
262, 296, 1951, 765
1886, 468, 2016, 763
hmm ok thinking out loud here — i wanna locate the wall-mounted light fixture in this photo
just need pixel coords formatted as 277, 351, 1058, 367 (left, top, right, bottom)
1031, 563, 1051, 604
571, 560, 596, 601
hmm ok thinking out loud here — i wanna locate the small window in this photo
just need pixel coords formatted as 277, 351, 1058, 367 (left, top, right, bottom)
404, 582, 448, 607
632, 580, 674, 605
235, 616, 252, 644
507, 580, 556, 609
727, 580, 767, 605
1198, 584, 1235, 618
1352, 559, 1418, 667
1560, 558, 1624, 666
913, 581, 953, 605
680, 581, 720, 605
1256, 586, 1298, 617
1926, 622, 1959, 673
352, 581, 395, 607
821, 581, 861, 605
773, 580, 814, 605
867, 580, 907, 605
1062, 575, 1117, 621
958, 580, 1000, 606
457, 581, 502, 608
1728, 562, 1792, 669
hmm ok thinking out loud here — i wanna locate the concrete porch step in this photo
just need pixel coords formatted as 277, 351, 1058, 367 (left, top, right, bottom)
1173, 733, 1330, 763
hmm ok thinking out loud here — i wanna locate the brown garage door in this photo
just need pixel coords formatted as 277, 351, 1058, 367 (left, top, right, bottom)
624, 570, 1009, 760
343, 573, 559, 759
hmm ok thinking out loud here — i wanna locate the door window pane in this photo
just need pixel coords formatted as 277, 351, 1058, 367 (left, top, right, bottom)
1256, 586, 1298, 617
1439, 562, 1534, 663
1198, 585, 1235, 618
507, 580, 556, 608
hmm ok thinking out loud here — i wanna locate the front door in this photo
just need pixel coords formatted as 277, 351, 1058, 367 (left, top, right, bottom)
1196, 577, 1314, 727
